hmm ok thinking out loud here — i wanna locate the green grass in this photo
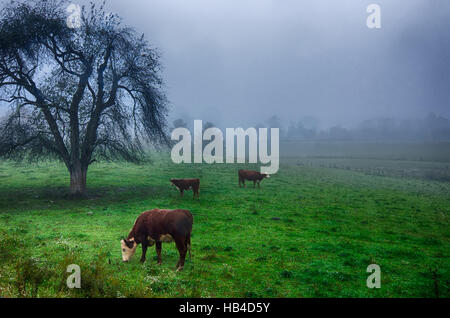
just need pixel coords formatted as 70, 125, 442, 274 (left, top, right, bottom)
0, 154, 449, 297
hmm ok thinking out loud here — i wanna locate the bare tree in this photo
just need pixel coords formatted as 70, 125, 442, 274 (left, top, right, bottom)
0, 1, 168, 197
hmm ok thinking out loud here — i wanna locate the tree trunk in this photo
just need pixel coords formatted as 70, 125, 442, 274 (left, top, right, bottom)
69, 165, 87, 198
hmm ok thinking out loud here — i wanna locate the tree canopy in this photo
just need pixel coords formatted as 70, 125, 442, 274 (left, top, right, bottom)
0, 0, 169, 197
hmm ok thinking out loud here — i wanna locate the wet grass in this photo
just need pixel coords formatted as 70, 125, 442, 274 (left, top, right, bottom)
0, 154, 449, 297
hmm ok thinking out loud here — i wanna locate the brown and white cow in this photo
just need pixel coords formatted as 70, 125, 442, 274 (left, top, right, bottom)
238, 169, 270, 188
120, 209, 193, 271
170, 178, 200, 199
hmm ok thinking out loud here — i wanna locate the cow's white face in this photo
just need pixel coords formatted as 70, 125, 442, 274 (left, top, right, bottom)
265, 174, 270, 178
120, 238, 137, 262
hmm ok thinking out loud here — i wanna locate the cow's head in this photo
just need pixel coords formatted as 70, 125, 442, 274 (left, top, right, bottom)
264, 174, 270, 178
170, 179, 181, 189
120, 238, 137, 262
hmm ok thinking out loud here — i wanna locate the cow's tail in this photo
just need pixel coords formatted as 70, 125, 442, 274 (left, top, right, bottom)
186, 233, 192, 260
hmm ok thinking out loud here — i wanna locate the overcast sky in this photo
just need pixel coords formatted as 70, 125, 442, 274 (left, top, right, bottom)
3, 0, 450, 129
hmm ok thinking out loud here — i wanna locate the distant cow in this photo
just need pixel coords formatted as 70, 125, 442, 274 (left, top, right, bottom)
171, 178, 200, 199
238, 169, 270, 188
121, 209, 193, 271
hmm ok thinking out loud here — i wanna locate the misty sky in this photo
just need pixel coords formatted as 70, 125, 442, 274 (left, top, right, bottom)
3, 0, 450, 129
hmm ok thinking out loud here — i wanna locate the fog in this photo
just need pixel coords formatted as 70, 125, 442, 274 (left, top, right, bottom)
2, 0, 450, 133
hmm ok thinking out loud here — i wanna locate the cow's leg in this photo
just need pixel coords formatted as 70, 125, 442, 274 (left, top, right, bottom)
175, 238, 187, 271
180, 189, 184, 197
253, 180, 256, 188
140, 241, 148, 263
239, 177, 242, 187
258, 180, 261, 188
156, 241, 162, 264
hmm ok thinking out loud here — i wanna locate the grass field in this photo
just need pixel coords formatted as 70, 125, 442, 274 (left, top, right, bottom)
0, 149, 449, 298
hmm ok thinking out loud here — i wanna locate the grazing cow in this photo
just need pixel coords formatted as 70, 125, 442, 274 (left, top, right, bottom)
171, 178, 200, 199
238, 169, 270, 188
121, 209, 193, 271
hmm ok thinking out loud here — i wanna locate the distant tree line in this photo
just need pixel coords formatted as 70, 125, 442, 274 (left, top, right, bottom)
284, 113, 450, 142
171, 113, 450, 142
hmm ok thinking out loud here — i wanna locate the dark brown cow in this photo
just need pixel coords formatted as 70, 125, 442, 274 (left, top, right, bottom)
171, 178, 200, 199
238, 169, 270, 188
120, 209, 193, 271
